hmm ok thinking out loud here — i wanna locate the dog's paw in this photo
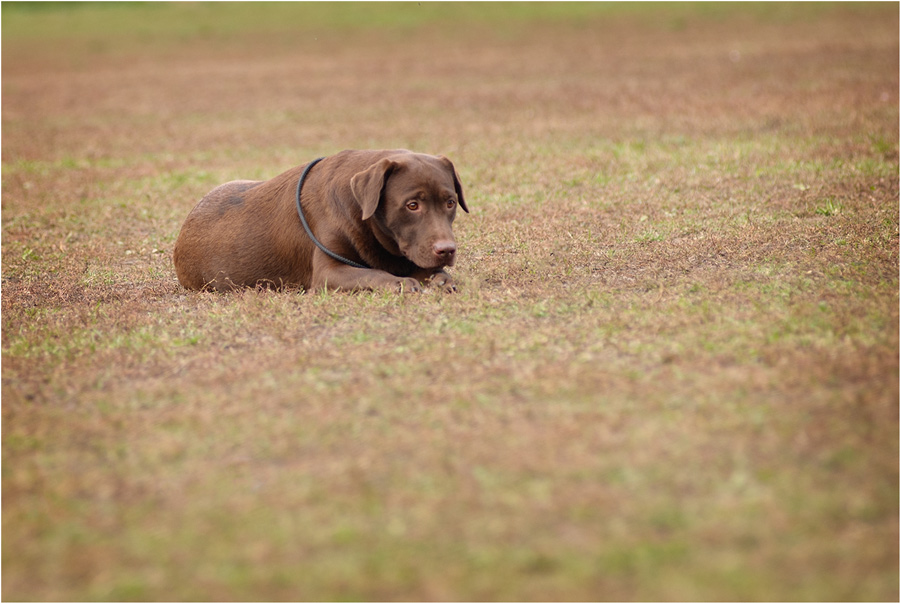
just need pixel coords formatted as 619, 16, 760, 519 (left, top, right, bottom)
428, 272, 457, 293
395, 277, 423, 294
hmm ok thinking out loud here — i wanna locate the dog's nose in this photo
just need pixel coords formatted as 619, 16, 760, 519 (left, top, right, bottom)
433, 241, 457, 258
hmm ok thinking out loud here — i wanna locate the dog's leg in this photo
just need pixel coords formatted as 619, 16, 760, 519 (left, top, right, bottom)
312, 260, 424, 293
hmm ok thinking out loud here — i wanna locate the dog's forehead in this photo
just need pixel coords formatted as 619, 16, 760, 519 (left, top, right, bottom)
388, 155, 456, 196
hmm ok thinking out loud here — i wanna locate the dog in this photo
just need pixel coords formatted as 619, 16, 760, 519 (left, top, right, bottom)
173, 150, 468, 293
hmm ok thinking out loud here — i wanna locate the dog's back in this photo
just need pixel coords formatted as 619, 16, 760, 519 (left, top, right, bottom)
173, 174, 312, 290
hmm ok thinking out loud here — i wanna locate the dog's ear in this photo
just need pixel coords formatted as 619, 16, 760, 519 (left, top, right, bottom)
439, 156, 468, 213
350, 159, 395, 221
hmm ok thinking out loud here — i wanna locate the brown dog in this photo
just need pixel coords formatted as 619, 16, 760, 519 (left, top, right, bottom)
173, 150, 468, 292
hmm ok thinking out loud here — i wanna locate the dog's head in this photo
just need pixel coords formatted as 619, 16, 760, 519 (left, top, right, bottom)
350, 153, 468, 270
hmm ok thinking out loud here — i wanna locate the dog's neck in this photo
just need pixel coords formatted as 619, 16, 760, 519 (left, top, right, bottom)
354, 218, 421, 276
367, 214, 403, 258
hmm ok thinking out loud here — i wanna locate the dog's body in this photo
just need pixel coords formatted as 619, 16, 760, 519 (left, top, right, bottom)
173, 150, 467, 292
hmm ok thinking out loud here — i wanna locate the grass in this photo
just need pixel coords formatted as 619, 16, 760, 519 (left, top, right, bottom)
3, 2, 899, 601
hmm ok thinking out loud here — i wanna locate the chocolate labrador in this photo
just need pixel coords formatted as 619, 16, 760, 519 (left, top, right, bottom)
173, 150, 468, 292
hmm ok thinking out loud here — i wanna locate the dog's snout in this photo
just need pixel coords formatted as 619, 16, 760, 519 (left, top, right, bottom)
433, 241, 457, 258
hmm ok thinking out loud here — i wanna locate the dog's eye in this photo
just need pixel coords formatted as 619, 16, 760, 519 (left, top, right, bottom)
446, 199, 456, 209
406, 201, 420, 211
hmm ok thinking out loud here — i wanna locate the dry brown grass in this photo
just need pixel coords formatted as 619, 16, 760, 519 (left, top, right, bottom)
3, 3, 898, 601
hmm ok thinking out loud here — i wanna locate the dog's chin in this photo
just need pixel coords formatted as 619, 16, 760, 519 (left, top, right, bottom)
424, 259, 457, 272
412, 259, 454, 272
403, 249, 455, 271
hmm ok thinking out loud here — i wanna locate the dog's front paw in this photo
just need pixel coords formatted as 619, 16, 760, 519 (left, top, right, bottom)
395, 277, 424, 294
427, 271, 457, 293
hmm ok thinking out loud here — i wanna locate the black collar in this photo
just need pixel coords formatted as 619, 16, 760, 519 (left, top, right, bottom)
295, 157, 371, 270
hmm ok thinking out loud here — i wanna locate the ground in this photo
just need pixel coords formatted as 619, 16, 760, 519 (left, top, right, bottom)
2, 3, 898, 601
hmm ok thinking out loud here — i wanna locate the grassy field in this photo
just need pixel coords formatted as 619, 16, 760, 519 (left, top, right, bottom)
2, 2, 898, 601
